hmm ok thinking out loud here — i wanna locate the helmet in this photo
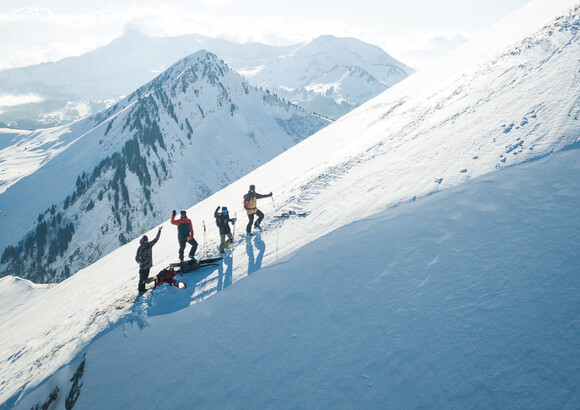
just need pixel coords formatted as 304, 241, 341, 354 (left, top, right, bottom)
222, 206, 228, 214
249, 185, 255, 191
140, 235, 148, 244
180, 210, 187, 217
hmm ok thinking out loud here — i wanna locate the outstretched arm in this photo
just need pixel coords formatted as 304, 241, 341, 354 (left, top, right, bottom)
256, 192, 272, 199
150, 227, 162, 246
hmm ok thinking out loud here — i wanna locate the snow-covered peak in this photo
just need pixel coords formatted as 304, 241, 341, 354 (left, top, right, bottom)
130, 50, 226, 95
297, 34, 404, 69
0, 49, 329, 283
245, 34, 414, 119
252, 34, 413, 90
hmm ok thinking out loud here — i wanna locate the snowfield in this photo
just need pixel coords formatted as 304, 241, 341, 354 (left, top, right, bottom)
74, 147, 580, 409
1, 0, 579, 408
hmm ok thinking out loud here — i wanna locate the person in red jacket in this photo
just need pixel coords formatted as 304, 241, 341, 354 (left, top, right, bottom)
171, 210, 198, 262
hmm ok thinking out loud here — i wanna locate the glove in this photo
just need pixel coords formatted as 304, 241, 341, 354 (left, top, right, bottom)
232, 218, 237, 224
216, 206, 220, 212
158, 226, 163, 231
172, 210, 176, 217
269, 192, 273, 197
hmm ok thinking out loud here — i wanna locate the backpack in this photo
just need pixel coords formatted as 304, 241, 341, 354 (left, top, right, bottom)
243, 193, 250, 210
215, 213, 228, 228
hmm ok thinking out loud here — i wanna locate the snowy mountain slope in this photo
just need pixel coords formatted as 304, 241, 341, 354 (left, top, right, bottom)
0, 128, 48, 190
1, 0, 579, 406
0, 50, 329, 283
0, 276, 50, 317
229, 0, 580, 248
248, 35, 415, 119
0, 129, 33, 151
251, 35, 412, 89
0, 34, 411, 125
12, 141, 580, 410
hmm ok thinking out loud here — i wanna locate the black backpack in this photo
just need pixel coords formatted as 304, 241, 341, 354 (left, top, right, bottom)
216, 212, 228, 228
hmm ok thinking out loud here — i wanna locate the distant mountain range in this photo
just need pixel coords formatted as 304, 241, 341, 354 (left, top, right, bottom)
0, 33, 414, 127
249, 35, 412, 119
0, 51, 330, 282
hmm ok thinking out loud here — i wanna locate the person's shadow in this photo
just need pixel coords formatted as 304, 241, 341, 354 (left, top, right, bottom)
216, 253, 233, 291
145, 266, 215, 317
246, 233, 266, 275
136, 235, 265, 320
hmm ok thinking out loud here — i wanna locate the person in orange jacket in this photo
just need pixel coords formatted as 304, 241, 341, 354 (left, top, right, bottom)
171, 210, 198, 262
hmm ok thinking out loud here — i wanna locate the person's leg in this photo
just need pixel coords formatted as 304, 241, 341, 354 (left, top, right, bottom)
188, 237, 198, 259
246, 213, 255, 233
178, 239, 186, 261
219, 233, 226, 253
255, 210, 264, 228
138, 268, 150, 293
224, 232, 233, 250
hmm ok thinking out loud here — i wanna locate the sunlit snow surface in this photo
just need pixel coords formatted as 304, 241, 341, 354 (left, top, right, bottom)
8, 143, 579, 410
1, 0, 580, 408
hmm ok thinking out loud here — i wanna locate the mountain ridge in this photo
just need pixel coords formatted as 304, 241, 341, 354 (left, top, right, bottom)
0, 34, 412, 125
0, 50, 330, 283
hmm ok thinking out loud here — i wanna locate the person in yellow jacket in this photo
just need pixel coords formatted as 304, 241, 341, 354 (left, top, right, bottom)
243, 184, 272, 234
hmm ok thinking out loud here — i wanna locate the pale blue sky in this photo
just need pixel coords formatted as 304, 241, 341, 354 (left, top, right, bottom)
0, 0, 530, 70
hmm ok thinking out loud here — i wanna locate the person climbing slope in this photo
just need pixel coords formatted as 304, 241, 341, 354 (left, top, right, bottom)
243, 184, 272, 235
214, 206, 236, 253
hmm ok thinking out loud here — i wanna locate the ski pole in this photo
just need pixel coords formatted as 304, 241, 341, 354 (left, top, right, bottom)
202, 220, 208, 259
270, 194, 279, 259
233, 211, 237, 240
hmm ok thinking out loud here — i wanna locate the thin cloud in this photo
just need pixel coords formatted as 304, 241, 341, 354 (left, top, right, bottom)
0, 4, 484, 71
0, 93, 44, 106
0, 7, 53, 20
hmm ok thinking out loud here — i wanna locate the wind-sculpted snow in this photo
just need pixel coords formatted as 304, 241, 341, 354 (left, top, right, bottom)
1, 0, 579, 407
